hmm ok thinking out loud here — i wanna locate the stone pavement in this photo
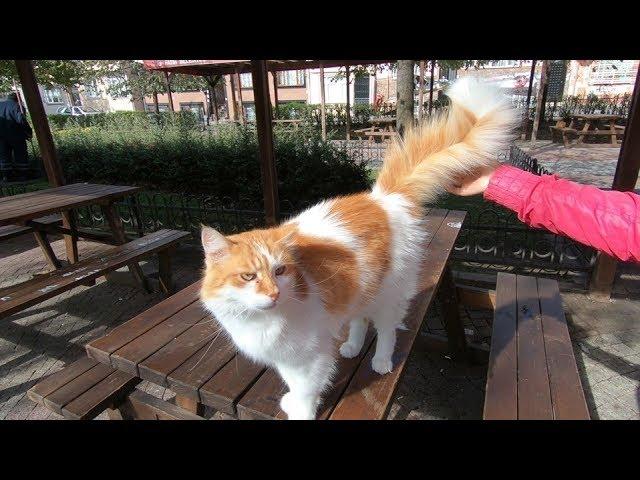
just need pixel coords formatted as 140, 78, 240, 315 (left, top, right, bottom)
1, 234, 638, 420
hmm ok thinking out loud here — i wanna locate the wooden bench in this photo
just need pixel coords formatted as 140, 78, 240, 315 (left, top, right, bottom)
483, 273, 590, 419
0, 214, 63, 269
0, 228, 191, 320
27, 357, 140, 419
549, 125, 579, 147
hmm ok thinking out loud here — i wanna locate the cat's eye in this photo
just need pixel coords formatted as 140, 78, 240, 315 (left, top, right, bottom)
241, 273, 256, 281
274, 265, 286, 276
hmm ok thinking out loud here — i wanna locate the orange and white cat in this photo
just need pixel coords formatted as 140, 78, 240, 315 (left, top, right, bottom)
200, 78, 517, 419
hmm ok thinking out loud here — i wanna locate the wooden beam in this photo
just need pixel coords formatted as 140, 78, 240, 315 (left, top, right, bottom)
15, 60, 78, 263
235, 73, 246, 125
164, 71, 175, 112
530, 60, 548, 146
456, 284, 496, 310
418, 60, 425, 123
320, 65, 327, 141
251, 60, 280, 226
345, 65, 351, 140
227, 74, 237, 121
272, 72, 279, 118
589, 68, 640, 300
521, 60, 537, 140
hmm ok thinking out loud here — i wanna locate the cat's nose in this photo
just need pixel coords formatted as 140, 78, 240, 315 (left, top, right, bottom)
268, 291, 280, 301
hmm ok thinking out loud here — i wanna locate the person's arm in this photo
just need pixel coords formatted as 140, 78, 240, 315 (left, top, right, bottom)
452, 164, 640, 263
10, 103, 32, 140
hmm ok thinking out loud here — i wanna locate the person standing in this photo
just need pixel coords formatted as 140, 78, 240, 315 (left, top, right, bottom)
0, 92, 33, 181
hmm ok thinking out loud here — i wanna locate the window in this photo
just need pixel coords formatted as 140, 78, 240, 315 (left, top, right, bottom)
354, 75, 370, 105
180, 102, 205, 122
240, 73, 253, 88
243, 103, 256, 122
277, 70, 305, 87
44, 88, 64, 104
145, 103, 171, 112
487, 60, 528, 68
590, 60, 638, 85
84, 80, 100, 98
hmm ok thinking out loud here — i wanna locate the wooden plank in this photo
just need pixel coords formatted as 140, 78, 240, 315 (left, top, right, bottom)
329, 210, 463, 420
166, 328, 237, 400
0, 229, 189, 319
236, 369, 288, 420
456, 285, 496, 310
483, 272, 518, 420
87, 280, 202, 364
537, 277, 590, 419
199, 353, 266, 415
43, 363, 115, 415
117, 390, 203, 420
110, 300, 208, 375
516, 275, 553, 419
61, 370, 140, 420
27, 357, 98, 405
138, 319, 218, 386
0, 214, 61, 240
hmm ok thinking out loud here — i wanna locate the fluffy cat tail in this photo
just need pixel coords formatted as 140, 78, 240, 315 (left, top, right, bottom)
373, 77, 518, 204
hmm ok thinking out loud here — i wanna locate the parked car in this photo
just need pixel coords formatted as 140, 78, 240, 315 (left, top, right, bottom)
56, 105, 102, 116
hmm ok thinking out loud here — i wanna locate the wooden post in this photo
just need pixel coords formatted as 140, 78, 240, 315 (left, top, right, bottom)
164, 71, 175, 112
589, 68, 640, 300
345, 65, 351, 140
15, 60, 78, 263
251, 60, 280, 226
530, 60, 548, 147
428, 60, 435, 115
235, 73, 246, 125
227, 74, 238, 121
320, 65, 327, 141
521, 60, 537, 141
418, 60, 425, 123
272, 72, 279, 118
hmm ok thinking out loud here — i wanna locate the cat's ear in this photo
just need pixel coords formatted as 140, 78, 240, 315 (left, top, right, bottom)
201, 225, 231, 260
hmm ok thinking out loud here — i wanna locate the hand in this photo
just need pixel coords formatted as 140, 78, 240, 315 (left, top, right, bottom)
447, 167, 495, 196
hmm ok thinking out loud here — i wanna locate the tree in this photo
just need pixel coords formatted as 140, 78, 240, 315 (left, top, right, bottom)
396, 60, 415, 137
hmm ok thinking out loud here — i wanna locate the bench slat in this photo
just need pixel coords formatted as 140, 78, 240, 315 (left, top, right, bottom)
86, 280, 202, 364
119, 390, 203, 420
483, 272, 518, 420
61, 370, 140, 420
43, 363, 115, 415
537, 278, 590, 419
110, 300, 208, 375
516, 275, 554, 419
138, 319, 219, 386
0, 214, 62, 240
328, 209, 461, 420
0, 229, 190, 320
27, 357, 98, 405
198, 353, 266, 415
166, 331, 236, 401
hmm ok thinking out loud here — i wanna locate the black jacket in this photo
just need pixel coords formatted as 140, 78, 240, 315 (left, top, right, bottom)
0, 99, 33, 143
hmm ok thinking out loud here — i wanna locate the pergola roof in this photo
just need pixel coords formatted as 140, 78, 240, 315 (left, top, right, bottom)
142, 60, 393, 76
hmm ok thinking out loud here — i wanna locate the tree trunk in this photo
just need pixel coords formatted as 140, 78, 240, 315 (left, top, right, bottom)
152, 90, 159, 113
164, 72, 175, 112
396, 60, 415, 137
428, 59, 435, 115
345, 65, 351, 140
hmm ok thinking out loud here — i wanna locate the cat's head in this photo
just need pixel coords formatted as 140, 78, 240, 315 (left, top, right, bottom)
200, 225, 305, 311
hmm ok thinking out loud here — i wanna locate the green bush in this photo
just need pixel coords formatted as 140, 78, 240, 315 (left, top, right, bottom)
49, 122, 371, 209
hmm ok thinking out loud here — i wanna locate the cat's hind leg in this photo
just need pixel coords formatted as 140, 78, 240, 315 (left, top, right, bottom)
370, 299, 410, 375
339, 317, 368, 359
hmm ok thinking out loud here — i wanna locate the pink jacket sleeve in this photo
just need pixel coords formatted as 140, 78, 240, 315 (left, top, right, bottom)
484, 165, 640, 263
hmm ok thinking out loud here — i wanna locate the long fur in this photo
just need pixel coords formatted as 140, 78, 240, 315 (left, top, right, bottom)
375, 77, 518, 204
199, 78, 519, 420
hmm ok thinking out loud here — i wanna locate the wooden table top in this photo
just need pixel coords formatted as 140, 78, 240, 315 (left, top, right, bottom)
0, 183, 140, 227
86, 208, 466, 420
370, 116, 396, 123
570, 113, 622, 121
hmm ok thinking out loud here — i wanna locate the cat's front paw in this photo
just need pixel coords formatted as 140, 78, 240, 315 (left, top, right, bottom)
339, 341, 361, 359
371, 356, 393, 375
280, 392, 317, 420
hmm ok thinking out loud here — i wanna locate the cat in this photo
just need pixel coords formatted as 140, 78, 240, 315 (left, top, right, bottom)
199, 78, 517, 419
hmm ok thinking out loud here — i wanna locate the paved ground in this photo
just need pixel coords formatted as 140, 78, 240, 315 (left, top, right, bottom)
1, 235, 639, 420
516, 140, 630, 189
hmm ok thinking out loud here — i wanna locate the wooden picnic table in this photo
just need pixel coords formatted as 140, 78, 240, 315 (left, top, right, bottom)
354, 117, 397, 144
569, 113, 624, 146
370, 116, 397, 132
85, 208, 469, 420
0, 183, 141, 268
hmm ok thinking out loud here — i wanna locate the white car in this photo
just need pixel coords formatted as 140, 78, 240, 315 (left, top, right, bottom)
56, 105, 102, 116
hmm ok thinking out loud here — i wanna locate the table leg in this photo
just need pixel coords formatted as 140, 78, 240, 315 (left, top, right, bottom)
175, 394, 204, 416
439, 265, 468, 359
158, 247, 175, 295
102, 202, 151, 293
609, 120, 617, 146
31, 230, 62, 270
61, 211, 79, 264
576, 120, 591, 145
